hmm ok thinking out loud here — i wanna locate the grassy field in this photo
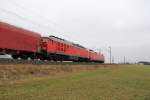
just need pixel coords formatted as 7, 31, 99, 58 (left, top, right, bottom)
0, 64, 150, 100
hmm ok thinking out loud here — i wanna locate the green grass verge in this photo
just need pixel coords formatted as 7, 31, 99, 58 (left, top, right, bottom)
0, 65, 150, 100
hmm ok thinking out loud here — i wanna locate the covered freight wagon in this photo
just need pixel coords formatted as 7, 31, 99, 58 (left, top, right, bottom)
0, 22, 42, 59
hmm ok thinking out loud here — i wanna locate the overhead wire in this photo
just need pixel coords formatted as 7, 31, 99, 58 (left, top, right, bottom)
7, 0, 75, 39
0, 7, 61, 35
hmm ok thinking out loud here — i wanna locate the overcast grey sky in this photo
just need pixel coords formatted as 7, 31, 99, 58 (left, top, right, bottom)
0, 0, 149, 63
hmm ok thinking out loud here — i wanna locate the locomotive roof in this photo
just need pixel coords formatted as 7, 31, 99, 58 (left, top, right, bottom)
72, 43, 86, 49
47, 35, 87, 49
48, 35, 73, 45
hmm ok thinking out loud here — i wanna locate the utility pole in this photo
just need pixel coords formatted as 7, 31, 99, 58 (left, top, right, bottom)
112, 56, 114, 64
109, 46, 111, 64
124, 56, 126, 64
97, 48, 101, 54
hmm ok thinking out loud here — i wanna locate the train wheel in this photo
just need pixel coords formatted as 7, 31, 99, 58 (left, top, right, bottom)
39, 55, 46, 60
30, 55, 35, 60
12, 55, 19, 59
20, 55, 28, 60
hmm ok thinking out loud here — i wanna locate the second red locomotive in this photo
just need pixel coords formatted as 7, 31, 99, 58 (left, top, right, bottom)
0, 21, 104, 63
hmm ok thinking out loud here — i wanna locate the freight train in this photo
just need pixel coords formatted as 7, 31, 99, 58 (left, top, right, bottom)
0, 22, 105, 63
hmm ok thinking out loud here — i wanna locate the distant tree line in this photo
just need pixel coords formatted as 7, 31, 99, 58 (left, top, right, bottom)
138, 61, 150, 65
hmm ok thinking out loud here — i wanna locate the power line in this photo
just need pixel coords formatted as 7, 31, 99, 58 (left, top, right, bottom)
7, 0, 75, 39
0, 7, 63, 35
9, 0, 63, 28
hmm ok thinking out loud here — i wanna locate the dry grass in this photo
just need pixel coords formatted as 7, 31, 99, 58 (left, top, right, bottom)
0, 64, 120, 80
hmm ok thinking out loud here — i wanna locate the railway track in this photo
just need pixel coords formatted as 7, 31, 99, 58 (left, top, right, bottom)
0, 58, 105, 65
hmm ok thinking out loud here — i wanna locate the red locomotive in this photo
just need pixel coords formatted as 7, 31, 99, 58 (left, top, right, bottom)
0, 21, 104, 63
